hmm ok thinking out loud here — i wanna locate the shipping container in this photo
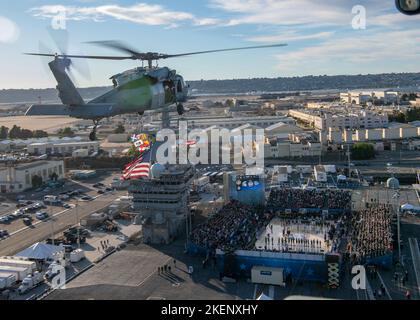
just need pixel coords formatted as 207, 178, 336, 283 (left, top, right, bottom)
0, 272, 17, 289
0, 266, 30, 281
0, 257, 37, 273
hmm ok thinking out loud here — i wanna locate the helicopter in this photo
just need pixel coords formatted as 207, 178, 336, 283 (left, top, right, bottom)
24, 41, 287, 141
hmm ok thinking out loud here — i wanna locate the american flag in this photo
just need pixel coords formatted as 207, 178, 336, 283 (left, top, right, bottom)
122, 149, 151, 180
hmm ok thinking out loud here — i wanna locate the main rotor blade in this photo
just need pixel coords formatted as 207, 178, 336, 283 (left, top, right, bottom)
87, 41, 288, 61
162, 43, 288, 59
24, 52, 135, 60
88, 40, 142, 57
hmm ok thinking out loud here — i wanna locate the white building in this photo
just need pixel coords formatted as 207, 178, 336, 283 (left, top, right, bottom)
265, 140, 321, 159
340, 91, 399, 105
0, 160, 65, 193
289, 109, 388, 131
27, 141, 99, 156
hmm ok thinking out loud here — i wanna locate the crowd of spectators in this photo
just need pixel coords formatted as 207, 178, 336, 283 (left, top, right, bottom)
190, 200, 272, 253
268, 189, 352, 210
346, 204, 393, 263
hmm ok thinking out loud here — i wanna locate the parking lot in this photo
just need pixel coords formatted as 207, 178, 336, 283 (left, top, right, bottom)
0, 171, 127, 255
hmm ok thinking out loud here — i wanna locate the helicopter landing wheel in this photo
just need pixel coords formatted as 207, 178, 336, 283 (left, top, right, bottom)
177, 103, 184, 115
89, 121, 99, 141
89, 130, 97, 141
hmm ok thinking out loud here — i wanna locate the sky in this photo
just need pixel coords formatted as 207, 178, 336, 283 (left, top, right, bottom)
0, 0, 420, 89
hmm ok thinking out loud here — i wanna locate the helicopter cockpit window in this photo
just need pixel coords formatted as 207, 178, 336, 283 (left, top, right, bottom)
164, 81, 175, 103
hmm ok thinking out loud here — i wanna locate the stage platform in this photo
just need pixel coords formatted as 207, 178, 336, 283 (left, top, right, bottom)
254, 218, 332, 254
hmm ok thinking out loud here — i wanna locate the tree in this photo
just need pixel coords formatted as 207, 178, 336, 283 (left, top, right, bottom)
20, 129, 33, 139
225, 99, 235, 108
406, 108, 420, 122
114, 124, 125, 134
58, 127, 75, 137
8, 125, 22, 139
351, 143, 375, 160
389, 111, 406, 123
408, 93, 418, 101
31, 175, 43, 188
0, 126, 8, 139
33, 130, 48, 138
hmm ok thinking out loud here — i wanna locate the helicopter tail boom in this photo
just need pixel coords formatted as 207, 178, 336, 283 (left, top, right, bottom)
49, 58, 85, 106
26, 103, 120, 120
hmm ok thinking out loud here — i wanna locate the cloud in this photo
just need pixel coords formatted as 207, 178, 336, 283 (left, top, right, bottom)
210, 0, 420, 28
248, 31, 334, 43
30, 3, 220, 28
273, 29, 420, 75
210, 0, 353, 26
0, 16, 20, 43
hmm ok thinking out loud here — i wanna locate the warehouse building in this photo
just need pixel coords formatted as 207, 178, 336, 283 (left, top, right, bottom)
0, 160, 65, 193
27, 141, 99, 156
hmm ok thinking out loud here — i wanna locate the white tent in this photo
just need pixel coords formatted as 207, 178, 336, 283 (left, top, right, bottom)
15, 242, 64, 261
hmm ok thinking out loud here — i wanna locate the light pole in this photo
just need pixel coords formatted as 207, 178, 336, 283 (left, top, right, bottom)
76, 199, 80, 248
50, 205, 54, 245
392, 191, 401, 263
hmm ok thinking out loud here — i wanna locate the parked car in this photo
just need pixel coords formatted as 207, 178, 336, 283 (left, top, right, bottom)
97, 190, 105, 194
80, 195, 93, 201
33, 202, 46, 209
23, 217, 32, 225
62, 203, 71, 209
35, 211, 48, 220
93, 183, 105, 188
59, 194, 70, 201
0, 216, 10, 223
12, 210, 24, 218
0, 230, 9, 238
